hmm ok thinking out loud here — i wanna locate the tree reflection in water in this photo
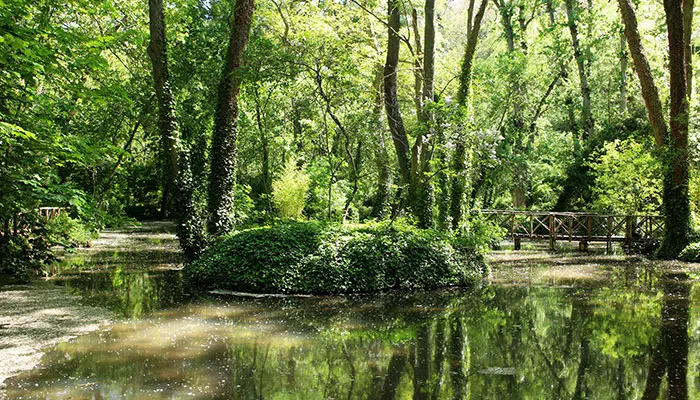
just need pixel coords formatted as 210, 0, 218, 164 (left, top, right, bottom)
3, 270, 698, 399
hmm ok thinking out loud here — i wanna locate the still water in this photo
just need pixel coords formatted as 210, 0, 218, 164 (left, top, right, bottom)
3, 226, 699, 399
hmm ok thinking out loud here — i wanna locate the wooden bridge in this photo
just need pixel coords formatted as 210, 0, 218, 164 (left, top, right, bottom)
478, 210, 664, 252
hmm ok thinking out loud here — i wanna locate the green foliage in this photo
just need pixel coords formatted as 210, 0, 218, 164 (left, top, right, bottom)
0, 220, 55, 282
271, 159, 310, 220
45, 213, 98, 248
458, 215, 507, 253
185, 221, 488, 294
678, 242, 700, 261
587, 138, 662, 215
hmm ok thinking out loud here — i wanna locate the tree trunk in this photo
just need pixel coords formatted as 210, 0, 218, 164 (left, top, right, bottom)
684, 0, 694, 97
371, 62, 393, 219
407, 0, 437, 228
618, 0, 692, 258
384, 0, 411, 186
564, 0, 594, 139
456, 0, 488, 106
147, 0, 180, 217
451, 0, 488, 230
659, 0, 692, 258
617, 0, 667, 147
207, 0, 255, 236
411, 8, 424, 118
495, 0, 527, 209
619, 28, 628, 115
253, 85, 271, 200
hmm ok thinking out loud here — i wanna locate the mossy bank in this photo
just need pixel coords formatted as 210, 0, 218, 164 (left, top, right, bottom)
184, 222, 490, 294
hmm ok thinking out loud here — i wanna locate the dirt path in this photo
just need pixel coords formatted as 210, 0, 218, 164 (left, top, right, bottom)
0, 282, 114, 389
0, 221, 180, 393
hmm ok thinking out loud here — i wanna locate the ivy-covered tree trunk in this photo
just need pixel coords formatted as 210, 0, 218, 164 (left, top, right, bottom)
659, 0, 691, 258
207, 0, 255, 236
408, 0, 437, 229
147, 0, 205, 261
450, 0, 487, 230
147, 0, 179, 217
619, 0, 692, 258
384, 0, 411, 186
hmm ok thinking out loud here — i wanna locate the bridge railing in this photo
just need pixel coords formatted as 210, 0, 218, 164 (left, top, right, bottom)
476, 209, 663, 251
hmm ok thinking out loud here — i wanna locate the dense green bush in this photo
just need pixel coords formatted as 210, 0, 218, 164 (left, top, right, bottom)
46, 213, 98, 248
679, 242, 700, 262
0, 221, 55, 283
185, 221, 488, 294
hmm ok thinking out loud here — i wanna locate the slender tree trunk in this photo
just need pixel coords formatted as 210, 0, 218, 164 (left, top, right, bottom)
684, 0, 694, 97
546, 0, 578, 140
660, 0, 692, 258
292, 100, 305, 159
253, 85, 271, 200
384, 0, 411, 186
371, 62, 393, 219
407, 0, 437, 228
451, 0, 488, 230
147, 0, 180, 217
104, 119, 140, 196
564, 0, 594, 139
495, 0, 528, 208
411, 8, 424, 119
207, 0, 255, 236
619, 28, 628, 115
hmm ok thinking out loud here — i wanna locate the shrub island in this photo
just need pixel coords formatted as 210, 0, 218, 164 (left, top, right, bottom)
184, 221, 492, 294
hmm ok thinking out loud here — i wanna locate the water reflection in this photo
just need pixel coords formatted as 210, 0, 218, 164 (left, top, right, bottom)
4, 228, 699, 398
3, 276, 698, 399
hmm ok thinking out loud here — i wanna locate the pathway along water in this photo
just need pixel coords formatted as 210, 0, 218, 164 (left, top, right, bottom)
1, 223, 699, 399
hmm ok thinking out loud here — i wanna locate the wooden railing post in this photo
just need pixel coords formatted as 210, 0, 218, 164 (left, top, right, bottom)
549, 213, 556, 250
606, 216, 612, 252
624, 216, 633, 252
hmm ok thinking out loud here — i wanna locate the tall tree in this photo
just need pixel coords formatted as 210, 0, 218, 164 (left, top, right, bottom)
564, 0, 594, 139
384, 0, 411, 187
450, 0, 488, 230
147, 0, 180, 217
382, 0, 434, 227
207, 0, 256, 236
618, 0, 692, 257
661, 0, 691, 257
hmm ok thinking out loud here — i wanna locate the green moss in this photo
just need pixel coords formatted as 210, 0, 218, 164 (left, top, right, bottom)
185, 221, 488, 294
